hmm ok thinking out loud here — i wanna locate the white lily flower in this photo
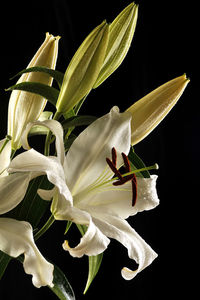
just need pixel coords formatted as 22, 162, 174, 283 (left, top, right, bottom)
9, 107, 159, 280
0, 218, 54, 288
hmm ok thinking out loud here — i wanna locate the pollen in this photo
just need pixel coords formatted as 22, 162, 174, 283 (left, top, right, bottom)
106, 147, 137, 206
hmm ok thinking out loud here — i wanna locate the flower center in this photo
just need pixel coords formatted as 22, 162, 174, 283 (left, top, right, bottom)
106, 147, 137, 206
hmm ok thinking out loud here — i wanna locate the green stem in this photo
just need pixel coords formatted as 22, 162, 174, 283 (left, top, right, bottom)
34, 214, 55, 241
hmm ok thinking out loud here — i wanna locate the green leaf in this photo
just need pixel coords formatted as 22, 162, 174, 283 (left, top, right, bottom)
6, 82, 59, 107
49, 264, 75, 300
64, 135, 77, 152
128, 147, 150, 178
5, 175, 52, 228
76, 224, 103, 294
83, 253, 103, 294
10, 66, 64, 88
0, 251, 11, 280
62, 115, 97, 130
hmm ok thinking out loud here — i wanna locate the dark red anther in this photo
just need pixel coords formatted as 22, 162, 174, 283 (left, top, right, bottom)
121, 152, 131, 172
106, 148, 137, 207
106, 157, 123, 181
112, 147, 117, 167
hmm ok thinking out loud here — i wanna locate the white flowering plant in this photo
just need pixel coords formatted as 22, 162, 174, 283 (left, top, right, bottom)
0, 2, 189, 299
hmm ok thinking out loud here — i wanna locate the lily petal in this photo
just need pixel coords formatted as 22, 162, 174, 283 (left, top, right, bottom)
0, 173, 32, 214
0, 218, 54, 288
62, 212, 110, 257
8, 149, 72, 205
37, 187, 56, 201
49, 192, 110, 257
78, 175, 159, 219
64, 106, 132, 194
22, 119, 65, 164
93, 215, 157, 280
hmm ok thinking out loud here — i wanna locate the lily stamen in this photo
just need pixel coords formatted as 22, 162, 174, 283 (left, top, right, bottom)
106, 147, 137, 206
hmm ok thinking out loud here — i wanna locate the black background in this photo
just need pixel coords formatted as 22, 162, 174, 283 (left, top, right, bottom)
0, 0, 196, 299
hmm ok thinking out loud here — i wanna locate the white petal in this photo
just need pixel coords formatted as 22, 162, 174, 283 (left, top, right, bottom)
0, 218, 54, 288
78, 175, 159, 219
93, 215, 158, 280
8, 149, 72, 205
0, 173, 32, 214
62, 212, 110, 257
133, 175, 159, 215
37, 187, 56, 201
64, 106, 132, 194
50, 192, 110, 257
22, 119, 65, 164
0, 138, 11, 175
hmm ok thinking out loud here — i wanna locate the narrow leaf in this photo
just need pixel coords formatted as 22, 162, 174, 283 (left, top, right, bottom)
0, 251, 11, 280
5, 175, 52, 228
128, 147, 150, 178
83, 253, 103, 294
6, 82, 59, 107
62, 115, 97, 130
76, 224, 103, 293
49, 264, 76, 300
10, 66, 64, 88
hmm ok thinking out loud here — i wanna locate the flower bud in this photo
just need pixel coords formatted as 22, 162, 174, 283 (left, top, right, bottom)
7, 33, 60, 150
93, 2, 138, 88
56, 21, 109, 114
126, 74, 190, 145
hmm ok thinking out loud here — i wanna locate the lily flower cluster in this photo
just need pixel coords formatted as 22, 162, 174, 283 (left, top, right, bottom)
0, 2, 189, 298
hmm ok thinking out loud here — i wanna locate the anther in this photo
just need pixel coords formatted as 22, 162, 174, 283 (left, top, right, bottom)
112, 147, 117, 167
106, 148, 137, 207
121, 152, 131, 172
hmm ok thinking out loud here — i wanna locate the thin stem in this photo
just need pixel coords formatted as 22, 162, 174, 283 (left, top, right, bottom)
34, 214, 55, 241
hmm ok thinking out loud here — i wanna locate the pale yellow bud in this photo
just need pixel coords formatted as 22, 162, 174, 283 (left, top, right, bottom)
7, 33, 60, 150
56, 21, 109, 114
126, 74, 190, 145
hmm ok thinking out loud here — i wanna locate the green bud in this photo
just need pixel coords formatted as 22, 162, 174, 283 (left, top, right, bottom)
93, 2, 138, 88
56, 21, 109, 114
